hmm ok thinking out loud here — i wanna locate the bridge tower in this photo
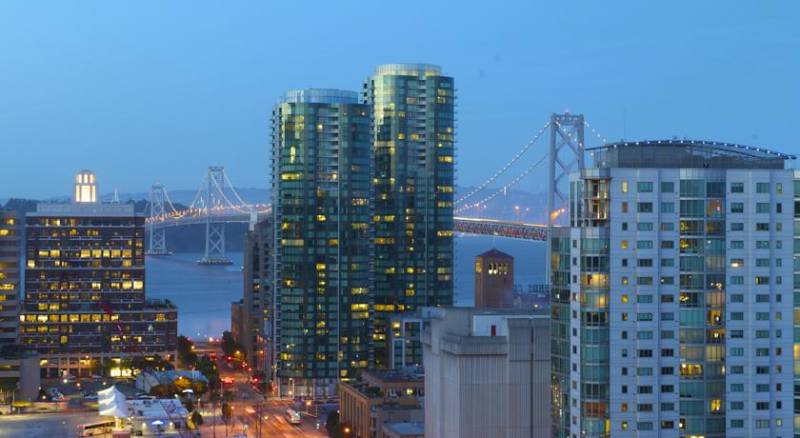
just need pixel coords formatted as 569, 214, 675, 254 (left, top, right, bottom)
198, 166, 233, 265
146, 184, 171, 256
547, 112, 585, 228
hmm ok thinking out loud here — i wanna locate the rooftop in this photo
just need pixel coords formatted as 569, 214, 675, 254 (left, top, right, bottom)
588, 139, 795, 170
362, 367, 424, 385
374, 63, 443, 77
30, 202, 137, 217
383, 422, 425, 436
282, 88, 359, 105
476, 248, 513, 259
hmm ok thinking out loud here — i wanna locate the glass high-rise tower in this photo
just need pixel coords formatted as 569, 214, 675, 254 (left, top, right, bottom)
364, 64, 455, 366
271, 89, 372, 396
553, 140, 796, 438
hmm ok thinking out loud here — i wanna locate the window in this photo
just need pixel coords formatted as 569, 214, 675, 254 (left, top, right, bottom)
756, 223, 769, 231
730, 240, 744, 249
638, 258, 653, 267
660, 202, 674, 213
661, 181, 674, 192
731, 222, 744, 231
661, 240, 674, 249
621, 202, 628, 213
756, 240, 770, 249
637, 276, 653, 285
731, 182, 744, 193
730, 276, 744, 285
661, 222, 674, 231
637, 240, 653, 249
637, 422, 653, 431
637, 222, 653, 231
730, 312, 744, 321
756, 202, 770, 214
637, 202, 653, 213
621, 181, 628, 193
637, 182, 653, 192
661, 258, 674, 267
637, 295, 653, 303
756, 182, 770, 193
730, 202, 744, 213
638, 386, 653, 394
730, 419, 744, 428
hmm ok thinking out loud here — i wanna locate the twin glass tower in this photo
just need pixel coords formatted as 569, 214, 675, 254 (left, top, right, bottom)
270, 65, 455, 396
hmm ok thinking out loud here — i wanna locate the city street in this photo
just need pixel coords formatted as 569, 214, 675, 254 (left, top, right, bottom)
198, 354, 327, 438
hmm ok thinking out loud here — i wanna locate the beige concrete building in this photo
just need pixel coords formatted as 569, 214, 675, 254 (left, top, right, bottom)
423, 308, 550, 438
338, 368, 424, 438
474, 249, 514, 308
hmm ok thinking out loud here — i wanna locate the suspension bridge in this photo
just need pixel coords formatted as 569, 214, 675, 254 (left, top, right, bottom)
145, 112, 603, 263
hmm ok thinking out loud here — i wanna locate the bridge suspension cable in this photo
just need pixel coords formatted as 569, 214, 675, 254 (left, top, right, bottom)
583, 120, 608, 145
455, 121, 551, 206
455, 152, 548, 214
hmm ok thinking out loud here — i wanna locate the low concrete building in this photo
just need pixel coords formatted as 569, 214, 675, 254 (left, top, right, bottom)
339, 368, 424, 438
423, 308, 550, 438
0, 348, 40, 403
135, 369, 208, 393
383, 422, 424, 438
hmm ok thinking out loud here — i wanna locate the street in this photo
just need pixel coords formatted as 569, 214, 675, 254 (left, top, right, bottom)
198, 354, 327, 438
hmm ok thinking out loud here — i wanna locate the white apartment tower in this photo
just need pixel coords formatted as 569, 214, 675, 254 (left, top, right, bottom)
551, 140, 796, 438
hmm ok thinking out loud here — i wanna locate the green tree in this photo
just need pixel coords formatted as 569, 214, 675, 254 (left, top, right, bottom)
177, 336, 199, 368
326, 410, 339, 435
221, 402, 233, 424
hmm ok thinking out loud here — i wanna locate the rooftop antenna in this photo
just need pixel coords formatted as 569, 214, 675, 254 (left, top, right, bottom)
111, 188, 120, 204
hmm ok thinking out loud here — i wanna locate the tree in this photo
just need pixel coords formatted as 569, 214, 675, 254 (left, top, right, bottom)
149, 384, 171, 398
326, 410, 339, 435
177, 336, 198, 368
221, 402, 233, 424
220, 331, 244, 359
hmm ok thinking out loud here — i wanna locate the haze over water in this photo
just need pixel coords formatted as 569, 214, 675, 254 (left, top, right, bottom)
146, 236, 547, 339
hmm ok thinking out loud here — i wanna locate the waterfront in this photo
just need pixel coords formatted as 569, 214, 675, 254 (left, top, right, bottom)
146, 235, 547, 339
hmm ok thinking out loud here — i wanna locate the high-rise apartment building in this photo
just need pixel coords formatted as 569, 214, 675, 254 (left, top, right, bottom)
19, 171, 178, 378
241, 217, 273, 373
271, 89, 371, 396
364, 64, 455, 366
0, 211, 20, 345
552, 140, 795, 438
474, 248, 514, 308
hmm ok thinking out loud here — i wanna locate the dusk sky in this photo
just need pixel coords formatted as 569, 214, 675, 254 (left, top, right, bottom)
1, 1, 798, 199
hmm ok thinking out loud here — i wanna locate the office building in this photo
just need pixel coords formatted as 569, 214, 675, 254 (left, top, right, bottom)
339, 368, 424, 438
230, 299, 244, 349
388, 312, 423, 370
19, 171, 178, 378
241, 217, 273, 373
0, 211, 20, 345
271, 89, 371, 396
553, 140, 795, 437
474, 248, 514, 308
365, 64, 456, 366
423, 307, 551, 438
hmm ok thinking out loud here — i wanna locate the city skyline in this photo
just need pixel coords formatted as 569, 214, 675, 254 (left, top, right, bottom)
1, 1, 799, 198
